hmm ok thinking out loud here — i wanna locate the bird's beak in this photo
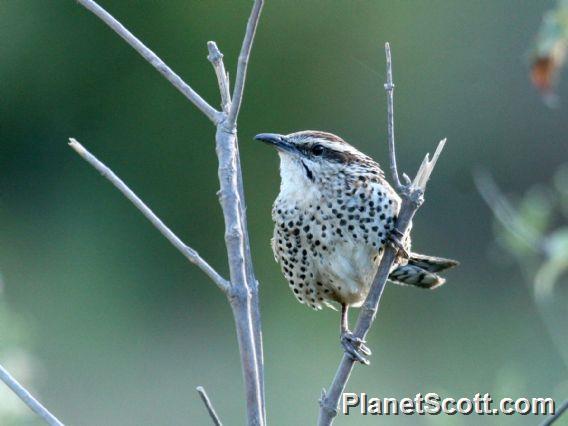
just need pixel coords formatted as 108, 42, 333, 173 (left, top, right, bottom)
254, 133, 296, 154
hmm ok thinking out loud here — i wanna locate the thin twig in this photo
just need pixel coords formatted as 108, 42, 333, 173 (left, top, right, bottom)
196, 386, 223, 426
541, 398, 568, 426
227, 0, 264, 126
207, 41, 232, 113
317, 44, 447, 426
68, 138, 230, 293
0, 363, 64, 426
384, 42, 403, 191
76, 0, 221, 124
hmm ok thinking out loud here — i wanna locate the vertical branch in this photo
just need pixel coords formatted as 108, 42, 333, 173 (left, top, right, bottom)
0, 363, 64, 426
208, 4, 266, 423
246, 254, 265, 425
207, 41, 266, 423
317, 43, 447, 425
207, 48, 264, 399
215, 123, 263, 426
384, 42, 403, 191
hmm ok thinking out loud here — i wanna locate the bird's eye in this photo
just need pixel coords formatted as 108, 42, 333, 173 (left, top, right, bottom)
312, 144, 324, 156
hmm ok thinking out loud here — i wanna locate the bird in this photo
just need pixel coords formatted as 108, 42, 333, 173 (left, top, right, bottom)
255, 130, 458, 364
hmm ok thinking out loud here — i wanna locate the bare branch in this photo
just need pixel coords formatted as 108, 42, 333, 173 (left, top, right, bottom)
384, 42, 402, 191
71, 2, 266, 424
207, 40, 265, 423
207, 42, 232, 113
0, 363, 64, 426
249, 279, 265, 425
68, 138, 230, 293
227, 0, 264, 126
196, 386, 223, 426
204, 3, 266, 423
76, 0, 221, 124
318, 43, 447, 426
541, 398, 568, 426
215, 124, 264, 425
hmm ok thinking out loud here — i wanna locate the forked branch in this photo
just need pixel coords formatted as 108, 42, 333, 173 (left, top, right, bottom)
317, 44, 447, 426
70, 1, 265, 425
207, 35, 266, 425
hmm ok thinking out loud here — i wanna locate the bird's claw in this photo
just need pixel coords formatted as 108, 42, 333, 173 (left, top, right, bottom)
341, 332, 372, 365
387, 228, 410, 260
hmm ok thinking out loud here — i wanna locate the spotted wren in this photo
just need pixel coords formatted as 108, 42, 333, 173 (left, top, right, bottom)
256, 131, 458, 363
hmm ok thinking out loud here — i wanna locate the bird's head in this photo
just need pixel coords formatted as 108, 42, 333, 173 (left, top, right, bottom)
255, 131, 379, 188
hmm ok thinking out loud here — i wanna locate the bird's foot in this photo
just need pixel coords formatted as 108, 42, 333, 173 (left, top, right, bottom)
387, 228, 410, 261
341, 331, 372, 365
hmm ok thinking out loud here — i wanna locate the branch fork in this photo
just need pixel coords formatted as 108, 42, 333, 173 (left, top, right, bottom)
67, 1, 265, 425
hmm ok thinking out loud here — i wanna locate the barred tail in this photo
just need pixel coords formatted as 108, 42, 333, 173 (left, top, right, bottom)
389, 253, 459, 289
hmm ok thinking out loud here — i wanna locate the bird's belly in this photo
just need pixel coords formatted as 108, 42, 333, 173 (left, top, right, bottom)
317, 241, 378, 307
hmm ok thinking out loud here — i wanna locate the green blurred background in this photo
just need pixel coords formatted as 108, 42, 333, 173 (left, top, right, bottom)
1, 1, 567, 425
